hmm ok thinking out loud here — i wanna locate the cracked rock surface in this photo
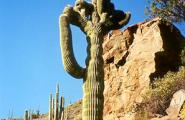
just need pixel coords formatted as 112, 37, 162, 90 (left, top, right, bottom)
103, 18, 184, 120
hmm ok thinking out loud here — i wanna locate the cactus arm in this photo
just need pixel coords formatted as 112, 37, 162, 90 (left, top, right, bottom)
62, 6, 88, 33
59, 12, 85, 79
97, 0, 104, 15
97, 0, 113, 20
97, 0, 110, 16
96, 0, 131, 31
118, 12, 131, 26
107, 12, 131, 30
74, 0, 94, 19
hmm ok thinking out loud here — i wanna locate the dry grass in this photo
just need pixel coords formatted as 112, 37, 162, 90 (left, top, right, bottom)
145, 66, 185, 117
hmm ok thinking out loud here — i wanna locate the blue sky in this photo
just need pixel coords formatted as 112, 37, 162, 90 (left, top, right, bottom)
0, 0, 184, 119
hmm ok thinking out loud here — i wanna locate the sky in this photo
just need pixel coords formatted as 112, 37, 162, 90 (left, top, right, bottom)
0, 0, 184, 119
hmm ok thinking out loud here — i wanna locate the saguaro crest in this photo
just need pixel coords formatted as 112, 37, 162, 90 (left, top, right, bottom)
59, 0, 130, 119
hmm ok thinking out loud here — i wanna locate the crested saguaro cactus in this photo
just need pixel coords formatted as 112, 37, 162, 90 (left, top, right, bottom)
59, 0, 130, 119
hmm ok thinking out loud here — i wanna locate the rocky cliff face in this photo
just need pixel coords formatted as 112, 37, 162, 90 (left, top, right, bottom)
62, 18, 185, 120
102, 18, 184, 120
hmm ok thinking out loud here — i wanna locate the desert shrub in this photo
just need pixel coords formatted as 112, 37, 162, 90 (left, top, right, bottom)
135, 104, 148, 120
31, 114, 40, 119
145, 66, 185, 116
143, 46, 185, 118
180, 47, 185, 66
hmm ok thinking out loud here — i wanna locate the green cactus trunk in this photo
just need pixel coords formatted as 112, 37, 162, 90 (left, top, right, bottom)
83, 31, 104, 120
60, 16, 104, 119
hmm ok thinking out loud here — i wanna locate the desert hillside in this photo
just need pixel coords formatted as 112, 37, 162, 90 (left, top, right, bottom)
27, 18, 185, 120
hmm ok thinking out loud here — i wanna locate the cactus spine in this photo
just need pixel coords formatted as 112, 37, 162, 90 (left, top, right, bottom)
49, 84, 65, 120
59, 0, 130, 119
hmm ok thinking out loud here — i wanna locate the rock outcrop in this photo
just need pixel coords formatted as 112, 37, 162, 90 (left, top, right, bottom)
102, 18, 184, 120
54, 18, 185, 120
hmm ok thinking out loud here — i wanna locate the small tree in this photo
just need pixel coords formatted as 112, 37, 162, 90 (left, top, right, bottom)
59, 0, 130, 119
146, 0, 185, 23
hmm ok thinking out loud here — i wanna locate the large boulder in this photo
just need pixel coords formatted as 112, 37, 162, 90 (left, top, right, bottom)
103, 18, 184, 120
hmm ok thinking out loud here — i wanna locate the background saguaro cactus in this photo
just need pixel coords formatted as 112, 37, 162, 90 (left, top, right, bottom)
59, 96, 65, 120
24, 110, 28, 120
54, 84, 59, 120
49, 84, 65, 120
52, 98, 55, 119
49, 93, 53, 120
59, 0, 130, 119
